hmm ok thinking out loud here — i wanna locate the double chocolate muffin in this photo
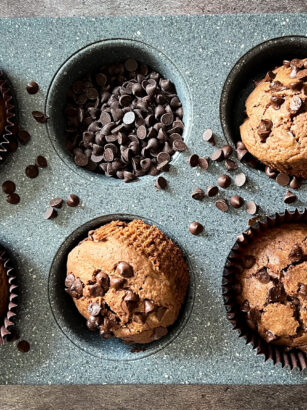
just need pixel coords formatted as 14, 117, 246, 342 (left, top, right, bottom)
236, 223, 307, 353
65, 219, 189, 344
240, 58, 307, 179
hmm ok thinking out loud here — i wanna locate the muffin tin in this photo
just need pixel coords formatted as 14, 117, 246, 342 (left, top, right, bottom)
0, 15, 306, 385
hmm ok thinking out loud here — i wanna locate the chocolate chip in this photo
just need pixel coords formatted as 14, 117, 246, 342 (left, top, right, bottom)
88, 302, 101, 316
276, 173, 290, 186
265, 166, 277, 178
155, 176, 167, 190
44, 207, 57, 219
257, 119, 273, 141
245, 201, 259, 217
67, 194, 80, 207
87, 315, 101, 331
225, 159, 237, 171
206, 185, 218, 197
2, 180, 16, 194
50, 197, 63, 208
217, 174, 231, 188
283, 189, 297, 204
267, 283, 285, 303
289, 176, 301, 190
230, 195, 244, 208
290, 96, 302, 113
6, 193, 20, 205
289, 244, 303, 262
234, 172, 247, 187
65, 274, 75, 288
88, 283, 106, 297
123, 111, 135, 125
144, 300, 156, 315
110, 276, 126, 290
265, 331, 277, 343
122, 290, 139, 313
255, 267, 270, 284
271, 96, 284, 110
290, 80, 303, 91
189, 221, 204, 235
26, 81, 39, 94
236, 148, 248, 161
116, 261, 134, 278
17, 340, 30, 353
32, 111, 49, 123
191, 187, 205, 200
215, 199, 228, 212
298, 283, 307, 296
202, 129, 215, 145
18, 130, 31, 145
198, 157, 210, 170
35, 155, 48, 168
173, 139, 187, 151
221, 145, 233, 158
211, 148, 224, 162
241, 300, 250, 312
124, 59, 138, 72
264, 71, 276, 81
188, 154, 199, 168
25, 165, 39, 179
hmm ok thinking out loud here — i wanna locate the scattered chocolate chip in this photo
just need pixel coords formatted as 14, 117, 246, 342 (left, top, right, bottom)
191, 187, 205, 200
116, 261, 134, 278
67, 194, 80, 207
122, 290, 139, 313
206, 185, 218, 197
230, 195, 244, 208
225, 158, 237, 171
271, 96, 284, 110
215, 199, 228, 212
155, 176, 167, 190
290, 80, 303, 91
35, 155, 48, 168
217, 174, 231, 188
173, 139, 187, 152
264, 71, 276, 81
255, 267, 270, 284
189, 221, 204, 235
49, 197, 63, 209
87, 315, 101, 331
290, 96, 302, 113
265, 166, 277, 179
188, 154, 199, 168
289, 176, 301, 190
202, 129, 215, 145
198, 157, 210, 170
283, 189, 297, 204
144, 300, 156, 315
234, 172, 247, 187
26, 81, 39, 95
17, 130, 31, 145
32, 111, 49, 123
6, 193, 20, 205
246, 201, 258, 215
17, 340, 30, 353
236, 148, 248, 161
2, 180, 16, 194
257, 119, 273, 142
88, 302, 101, 316
276, 173, 290, 186
267, 283, 285, 304
211, 148, 224, 162
44, 207, 57, 220
289, 244, 303, 262
123, 111, 135, 125
265, 331, 277, 343
221, 145, 233, 158
110, 276, 126, 290
25, 165, 39, 179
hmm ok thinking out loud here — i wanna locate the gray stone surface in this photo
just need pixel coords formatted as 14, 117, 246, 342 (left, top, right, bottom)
0, 14, 306, 386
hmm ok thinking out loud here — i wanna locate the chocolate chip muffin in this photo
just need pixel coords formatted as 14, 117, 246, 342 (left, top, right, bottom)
240, 58, 307, 179
65, 219, 189, 344
236, 224, 307, 353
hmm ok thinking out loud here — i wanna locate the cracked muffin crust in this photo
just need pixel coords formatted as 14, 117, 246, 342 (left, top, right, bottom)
65, 219, 189, 344
240, 58, 307, 178
236, 224, 307, 353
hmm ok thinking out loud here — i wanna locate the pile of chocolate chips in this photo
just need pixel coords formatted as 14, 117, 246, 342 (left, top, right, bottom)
64, 59, 186, 182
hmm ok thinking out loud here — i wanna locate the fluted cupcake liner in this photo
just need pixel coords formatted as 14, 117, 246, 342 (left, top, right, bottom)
0, 247, 18, 345
222, 208, 307, 371
0, 70, 18, 164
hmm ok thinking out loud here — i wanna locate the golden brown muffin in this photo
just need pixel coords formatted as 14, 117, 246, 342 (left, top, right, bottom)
240, 58, 307, 178
65, 219, 189, 344
0, 258, 9, 319
236, 224, 307, 352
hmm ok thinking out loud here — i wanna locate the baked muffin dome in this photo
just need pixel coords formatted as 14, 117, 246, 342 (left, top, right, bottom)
65, 219, 189, 344
236, 224, 307, 353
240, 58, 307, 178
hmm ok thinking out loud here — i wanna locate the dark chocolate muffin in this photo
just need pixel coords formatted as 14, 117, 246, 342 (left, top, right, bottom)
236, 224, 307, 353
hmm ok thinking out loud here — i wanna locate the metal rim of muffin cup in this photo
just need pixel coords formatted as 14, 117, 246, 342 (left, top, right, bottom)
219, 35, 307, 180
222, 208, 307, 371
0, 246, 18, 345
0, 71, 18, 166
45, 38, 193, 185
48, 213, 195, 361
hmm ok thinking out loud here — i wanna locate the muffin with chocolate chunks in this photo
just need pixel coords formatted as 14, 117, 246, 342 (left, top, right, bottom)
240, 58, 307, 179
236, 223, 307, 353
65, 220, 189, 344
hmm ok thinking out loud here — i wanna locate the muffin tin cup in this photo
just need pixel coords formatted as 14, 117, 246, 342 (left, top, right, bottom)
0, 71, 18, 165
48, 213, 195, 361
219, 35, 307, 178
0, 246, 18, 345
222, 208, 307, 371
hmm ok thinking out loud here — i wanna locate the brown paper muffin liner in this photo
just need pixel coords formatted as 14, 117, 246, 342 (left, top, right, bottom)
222, 208, 307, 371
0, 247, 18, 345
0, 70, 18, 164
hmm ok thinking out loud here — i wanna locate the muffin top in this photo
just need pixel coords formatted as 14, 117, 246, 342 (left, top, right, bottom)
236, 224, 307, 352
65, 219, 189, 344
0, 257, 9, 319
240, 58, 307, 179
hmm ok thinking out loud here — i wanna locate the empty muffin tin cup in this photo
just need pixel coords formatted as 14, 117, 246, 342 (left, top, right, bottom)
220, 35, 307, 174
45, 38, 192, 184
48, 214, 195, 361
222, 208, 307, 371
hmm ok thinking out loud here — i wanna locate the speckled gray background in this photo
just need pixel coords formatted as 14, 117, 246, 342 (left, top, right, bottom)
0, 15, 306, 385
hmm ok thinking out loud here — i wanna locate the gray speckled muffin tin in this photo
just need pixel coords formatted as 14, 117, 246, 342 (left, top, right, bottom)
0, 15, 306, 385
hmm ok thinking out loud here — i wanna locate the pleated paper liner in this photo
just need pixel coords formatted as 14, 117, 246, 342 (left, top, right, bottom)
0, 70, 18, 165
0, 246, 18, 345
222, 208, 307, 371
